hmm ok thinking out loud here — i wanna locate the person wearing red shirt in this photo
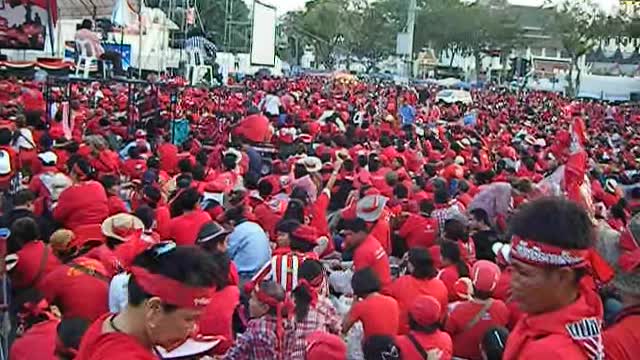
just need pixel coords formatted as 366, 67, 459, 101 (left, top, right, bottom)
53, 157, 109, 231
100, 174, 128, 216
342, 217, 392, 287
75, 244, 217, 360
395, 296, 453, 360
343, 268, 399, 339
503, 198, 605, 360
397, 200, 439, 250
10, 318, 60, 360
39, 256, 110, 322
445, 261, 510, 360
8, 218, 61, 292
603, 248, 640, 360
122, 146, 147, 180
356, 194, 392, 254
168, 188, 212, 245
437, 241, 470, 302
386, 248, 448, 334
157, 136, 179, 175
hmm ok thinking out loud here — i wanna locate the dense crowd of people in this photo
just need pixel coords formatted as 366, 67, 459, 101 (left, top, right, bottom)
0, 73, 639, 360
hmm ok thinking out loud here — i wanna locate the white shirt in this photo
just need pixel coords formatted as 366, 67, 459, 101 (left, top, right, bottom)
261, 94, 281, 116
109, 272, 130, 313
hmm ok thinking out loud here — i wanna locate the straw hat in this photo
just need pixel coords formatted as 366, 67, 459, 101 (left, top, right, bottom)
101, 213, 144, 242
297, 156, 323, 173
356, 195, 389, 223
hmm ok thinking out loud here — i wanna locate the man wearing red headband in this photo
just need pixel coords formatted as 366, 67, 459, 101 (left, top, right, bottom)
75, 243, 217, 360
341, 217, 392, 287
225, 280, 296, 359
503, 198, 605, 360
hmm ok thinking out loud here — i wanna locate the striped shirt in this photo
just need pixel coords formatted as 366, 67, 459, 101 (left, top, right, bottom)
184, 36, 217, 57
251, 249, 317, 293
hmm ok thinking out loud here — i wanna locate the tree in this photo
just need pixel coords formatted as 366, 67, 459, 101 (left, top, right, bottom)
549, 0, 607, 96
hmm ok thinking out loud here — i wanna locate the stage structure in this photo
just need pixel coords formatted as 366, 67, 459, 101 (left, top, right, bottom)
250, 0, 275, 67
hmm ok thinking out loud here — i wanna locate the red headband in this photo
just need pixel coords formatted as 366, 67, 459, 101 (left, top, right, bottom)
130, 266, 213, 309
510, 236, 588, 268
255, 286, 293, 357
296, 273, 323, 307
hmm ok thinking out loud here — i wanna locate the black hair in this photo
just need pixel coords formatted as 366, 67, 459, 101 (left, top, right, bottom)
293, 163, 308, 179
469, 208, 492, 227
362, 335, 401, 360
434, 188, 449, 204
408, 247, 437, 279
290, 186, 309, 206
341, 217, 368, 233
178, 158, 192, 174
393, 184, 409, 199
440, 240, 469, 277
293, 259, 323, 322
134, 205, 155, 229
195, 150, 209, 167
128, 244, 217, 311
127, 146, 141, 160
10, 217, 40, 251
282, 198, 306, 223
419, 199, 435, 216
357, 154, 368, 168
222, 153, 238, 171
68, 156, 96, 180
368, 156, 381, 172
481, 327, 509, 360
175, 173, 193, 189
223, 206, 246, 224
100, 174, 119, 192
13, 189, 35, 207
508, 197, 594, 250
56, 318, 90, 359
257, 179, 274, 198
142, 185, 161, 207
209, 251, 231, 289
79, 19, 93, 30
444, 219, 468, 242
179, 187, 200, 211
192, 164, 206, 181
408, 317, 440, 334
276, 219, 301, 234
0, 128, 13, 145
147, 156, 160, 170
424, 163, 437, 177
352, 268, 381, 298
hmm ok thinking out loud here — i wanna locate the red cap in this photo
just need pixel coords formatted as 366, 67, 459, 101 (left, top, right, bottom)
471, 260, 501, 293
306, 331, 347, 360
291, 225, 318, 245
408, 295, 441, 326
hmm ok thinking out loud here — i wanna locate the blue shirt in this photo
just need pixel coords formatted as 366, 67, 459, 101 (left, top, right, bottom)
399, 104, 416, 126
228, 220, 271, 276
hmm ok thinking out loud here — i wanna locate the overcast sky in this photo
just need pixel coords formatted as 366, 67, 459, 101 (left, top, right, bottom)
262, 0, 620, 15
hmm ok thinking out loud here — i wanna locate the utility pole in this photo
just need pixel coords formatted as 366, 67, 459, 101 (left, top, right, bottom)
406, 0, 417, 79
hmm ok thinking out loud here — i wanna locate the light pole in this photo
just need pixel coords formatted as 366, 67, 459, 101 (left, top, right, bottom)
406, 0, 417, 79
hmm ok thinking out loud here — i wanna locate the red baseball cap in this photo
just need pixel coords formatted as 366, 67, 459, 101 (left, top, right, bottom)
471, 260, 501, 293
306, 331, 346, 360
408, 295, 441, 327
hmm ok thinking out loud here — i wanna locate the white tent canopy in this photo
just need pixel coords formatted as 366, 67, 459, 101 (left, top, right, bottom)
57, 0, 130, 19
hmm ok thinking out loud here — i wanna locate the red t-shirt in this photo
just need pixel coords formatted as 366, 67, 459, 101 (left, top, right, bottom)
39, 257, 109, 321
107, 195, 128, 216
398, 214, 439, 249
168, 210, 212, 245
53, 181, 110, 230
493, 267, 512, 302
11, 241, 61, 291
309, 191, 334, 255
353, 235, 391, 287
395, 330, 453, 360
76, 314, 156, 360
369, 210, 392, 255
386, 275, 449, 334
158, 143, 179, 175
604, 310, 640, 360
445, 300, 510, 360
122, 159, 147, 180
348, 294, 399, 339
253, 201, 282, 239
199, 285, 240, 341
437, 264, 469, 302
10, 319, 59, 360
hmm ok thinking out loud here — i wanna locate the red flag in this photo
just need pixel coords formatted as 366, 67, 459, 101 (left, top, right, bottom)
564, 118, 589, 207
